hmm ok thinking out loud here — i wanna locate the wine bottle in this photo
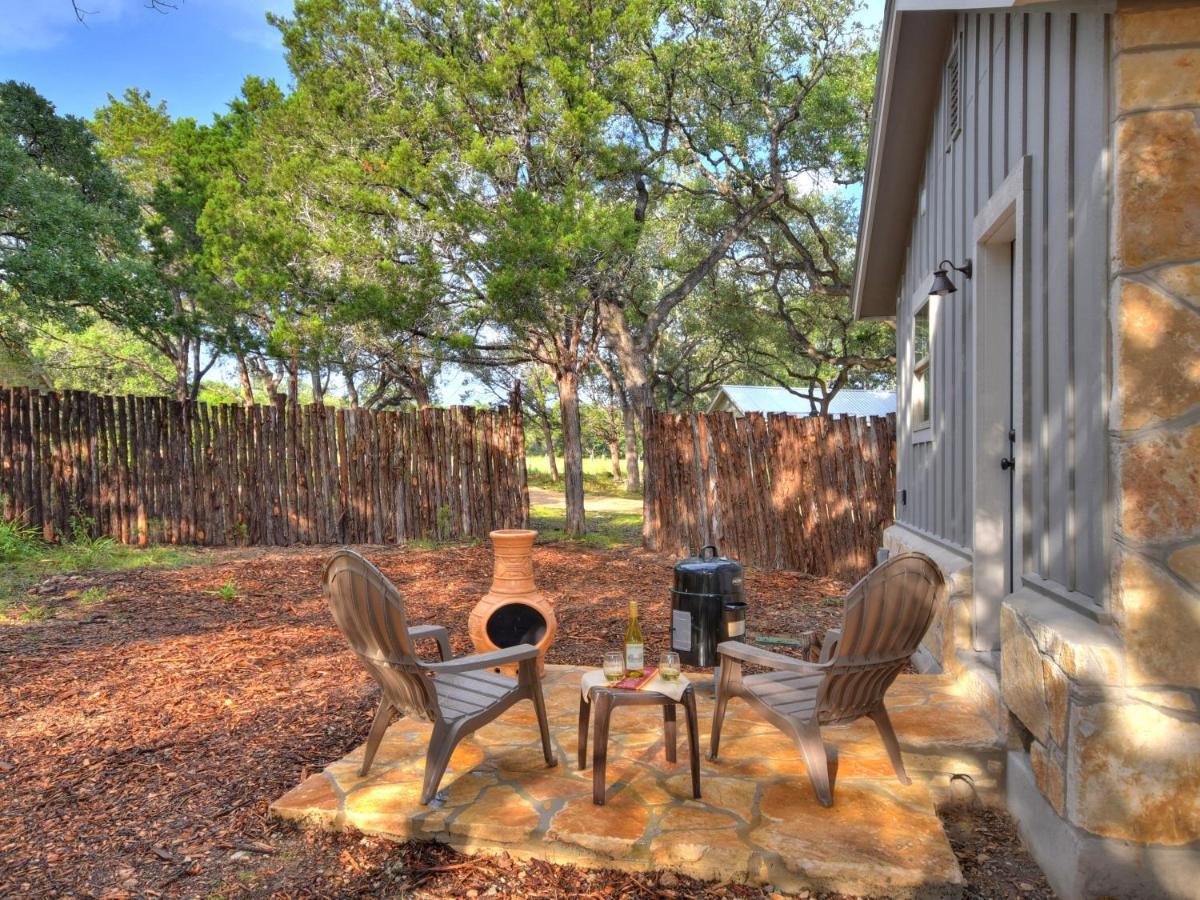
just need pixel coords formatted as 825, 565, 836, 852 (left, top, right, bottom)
624, 600, 644, 677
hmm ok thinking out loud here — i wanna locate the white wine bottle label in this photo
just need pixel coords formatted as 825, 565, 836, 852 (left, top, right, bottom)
625, 643, 644, 671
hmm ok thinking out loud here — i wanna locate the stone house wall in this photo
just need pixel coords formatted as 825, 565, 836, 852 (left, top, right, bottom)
888, 6, 1200, 895
1104, 0, 1200, 849
1003, 4, 1200, 896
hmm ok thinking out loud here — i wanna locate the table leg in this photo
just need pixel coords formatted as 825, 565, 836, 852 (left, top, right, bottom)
663, 702, 677, 764
577, 692, 591, 770
683, 688, 701, 799
593, 692, 612, 805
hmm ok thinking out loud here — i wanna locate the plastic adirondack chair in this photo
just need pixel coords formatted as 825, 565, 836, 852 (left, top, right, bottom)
708, 551, 945, 807
323, 549, 558, 804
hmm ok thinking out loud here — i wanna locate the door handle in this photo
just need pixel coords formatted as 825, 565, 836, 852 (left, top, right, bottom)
1000, 457, 1016, 471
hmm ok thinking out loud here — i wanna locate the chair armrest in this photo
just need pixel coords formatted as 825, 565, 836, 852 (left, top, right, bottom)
424, 643, 538, 675
717, 641, 828, 675
818, 629, 842, 664
407, 624, 451, 661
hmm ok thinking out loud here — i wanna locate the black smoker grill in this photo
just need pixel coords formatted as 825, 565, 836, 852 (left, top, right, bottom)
670, 545, 747, 667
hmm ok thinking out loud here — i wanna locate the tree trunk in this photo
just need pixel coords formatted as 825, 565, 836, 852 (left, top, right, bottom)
606, 402, 622, 481
189, 336, 203, 400
287, 357, 300, 406
599, 298, 653, 419
541, 415, 559, 482
236, 353, 255, 407
622, 401, 640, 492
555, 370, 586, 537
343, 366, 360, 408
173, 343, 188, 401
408, 367, 432, 408
309, 365, 324, 404
172, 290, 189, 401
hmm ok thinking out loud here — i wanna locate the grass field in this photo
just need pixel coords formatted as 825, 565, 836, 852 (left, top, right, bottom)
525, 454, 642, 499
528, 505, 642, 549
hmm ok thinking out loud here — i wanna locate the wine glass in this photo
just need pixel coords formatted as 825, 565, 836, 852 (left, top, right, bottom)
660, 651, 681, 682
603, 651, 625, 682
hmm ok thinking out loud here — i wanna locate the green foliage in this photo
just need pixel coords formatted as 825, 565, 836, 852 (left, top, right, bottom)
1, 2, 882, 430
0, 81, 164, 340
0, 519, 41, 564
207, 578, 241, 601
18, 600, 52, 622
78, 587, 109, 606
17, 321, 177, 395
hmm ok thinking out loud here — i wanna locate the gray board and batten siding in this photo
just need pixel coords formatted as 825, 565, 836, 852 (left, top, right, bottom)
893, 6, 1109, 609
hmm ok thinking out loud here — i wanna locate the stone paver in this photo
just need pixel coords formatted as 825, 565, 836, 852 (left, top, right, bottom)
272, 665, 999, 896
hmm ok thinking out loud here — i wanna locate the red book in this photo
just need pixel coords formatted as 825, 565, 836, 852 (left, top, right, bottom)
612, 667, 658, 691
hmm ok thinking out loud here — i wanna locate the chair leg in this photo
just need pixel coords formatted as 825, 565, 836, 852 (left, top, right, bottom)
793, 721, 835, 807
359, 699, 394, 777
869, 704, 910, 785
593, 692, 613, 805
577, 693, 591, 770
420, 719, 462, 805
531, 680, 558, 767
683, 688, 701, 800
708, 660, 735, 760
520, 657, 557, 768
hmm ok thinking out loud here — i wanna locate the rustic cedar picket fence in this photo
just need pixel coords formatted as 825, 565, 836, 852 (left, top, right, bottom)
642, 409, 897, 579
0, 386, 529, 547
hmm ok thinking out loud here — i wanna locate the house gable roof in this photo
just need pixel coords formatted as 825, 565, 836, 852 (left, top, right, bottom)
709, 385, 897, 417
851, 1, 1068, 320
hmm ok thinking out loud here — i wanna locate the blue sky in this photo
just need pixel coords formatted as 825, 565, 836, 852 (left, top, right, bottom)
0, 1, 293, 122
2, 0, 885, 124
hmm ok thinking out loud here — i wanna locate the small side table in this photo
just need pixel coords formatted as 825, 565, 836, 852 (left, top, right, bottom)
578, 682, 701, 805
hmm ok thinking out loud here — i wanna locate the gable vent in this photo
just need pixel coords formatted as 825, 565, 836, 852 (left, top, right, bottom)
945, 38, 962, 149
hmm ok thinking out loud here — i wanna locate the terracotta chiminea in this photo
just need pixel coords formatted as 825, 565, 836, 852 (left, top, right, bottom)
468, 529, 557, 675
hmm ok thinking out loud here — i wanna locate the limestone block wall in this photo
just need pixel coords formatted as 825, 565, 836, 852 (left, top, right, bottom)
1111, 1, 1200, 698
1106, 0, 1200, 843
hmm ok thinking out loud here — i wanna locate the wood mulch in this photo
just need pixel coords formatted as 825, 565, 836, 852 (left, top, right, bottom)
0, 542, 1053, 898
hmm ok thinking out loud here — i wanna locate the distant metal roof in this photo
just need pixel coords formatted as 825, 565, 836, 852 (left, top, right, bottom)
708, 385, 896, 418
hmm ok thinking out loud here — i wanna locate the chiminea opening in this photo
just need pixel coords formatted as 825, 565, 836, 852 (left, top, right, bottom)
484, 602, 548, 648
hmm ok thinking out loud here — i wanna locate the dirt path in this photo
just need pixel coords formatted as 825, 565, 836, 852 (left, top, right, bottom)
528, 485, 643, 514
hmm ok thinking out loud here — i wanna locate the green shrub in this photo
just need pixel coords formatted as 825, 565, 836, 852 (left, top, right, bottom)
78, 587, 108, 605
206, 578, 240, 601
0, 520, 41, 564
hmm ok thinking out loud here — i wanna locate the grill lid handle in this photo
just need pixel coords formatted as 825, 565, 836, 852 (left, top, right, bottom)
699, 544, 719, 560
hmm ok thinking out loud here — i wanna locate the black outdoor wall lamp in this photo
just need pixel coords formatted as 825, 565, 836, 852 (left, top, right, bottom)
930, 258, 973, 296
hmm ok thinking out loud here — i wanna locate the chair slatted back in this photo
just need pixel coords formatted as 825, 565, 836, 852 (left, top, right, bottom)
323, 549, 439, 722
817, 552, 944, 725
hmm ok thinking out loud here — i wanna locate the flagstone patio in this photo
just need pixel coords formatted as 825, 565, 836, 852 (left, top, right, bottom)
272, 665, 1003, 897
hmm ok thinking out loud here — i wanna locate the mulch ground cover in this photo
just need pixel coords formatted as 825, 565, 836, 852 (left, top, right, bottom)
0, 541, 1053, 898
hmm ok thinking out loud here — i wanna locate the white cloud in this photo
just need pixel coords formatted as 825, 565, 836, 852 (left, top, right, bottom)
0, 0, 292, 55
220, 0, 291, 51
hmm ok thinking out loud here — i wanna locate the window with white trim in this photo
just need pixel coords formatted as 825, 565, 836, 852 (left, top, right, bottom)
913, 300, 931, 427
